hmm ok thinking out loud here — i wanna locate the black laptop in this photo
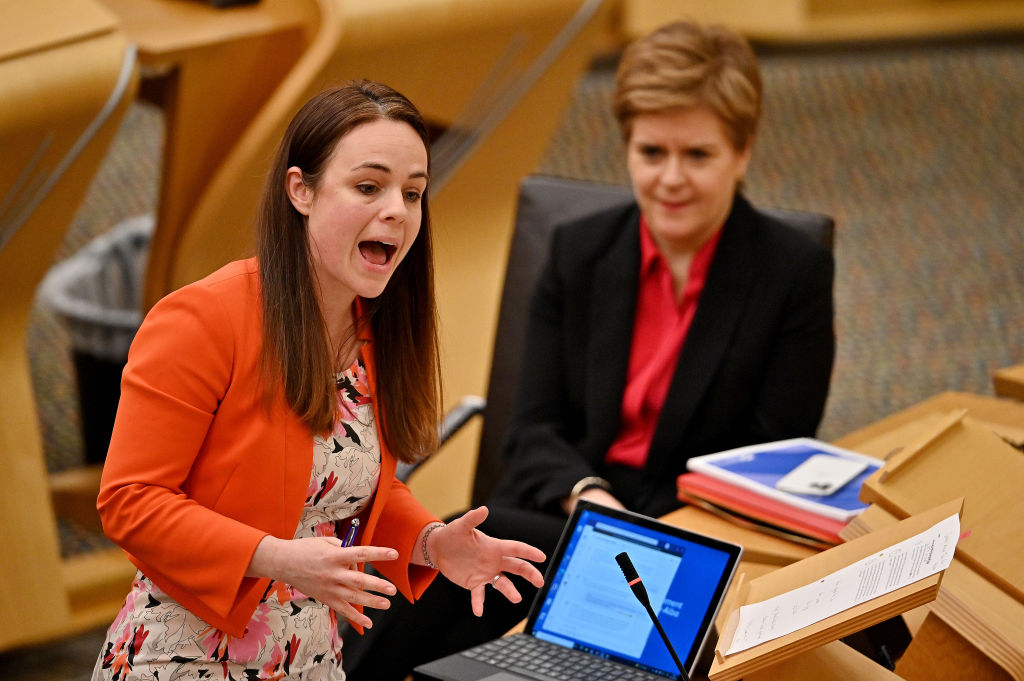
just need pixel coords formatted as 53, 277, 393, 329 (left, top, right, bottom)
415, 500, 743, 681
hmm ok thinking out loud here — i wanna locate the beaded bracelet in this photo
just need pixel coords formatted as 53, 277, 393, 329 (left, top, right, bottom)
421, 521, 446, 569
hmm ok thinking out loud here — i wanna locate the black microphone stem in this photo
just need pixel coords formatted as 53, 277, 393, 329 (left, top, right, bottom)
642, 598, 690, 681
615, 552, 691, 681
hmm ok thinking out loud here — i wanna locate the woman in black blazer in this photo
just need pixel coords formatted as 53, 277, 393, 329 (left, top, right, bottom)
345, 21, 834, 681
490, 193, 834, 520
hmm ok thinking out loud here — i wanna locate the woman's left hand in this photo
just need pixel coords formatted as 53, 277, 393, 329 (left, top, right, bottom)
428, 506, 546, 616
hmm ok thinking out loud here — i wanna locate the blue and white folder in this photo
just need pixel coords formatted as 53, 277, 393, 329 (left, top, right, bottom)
685, 438, 883, 522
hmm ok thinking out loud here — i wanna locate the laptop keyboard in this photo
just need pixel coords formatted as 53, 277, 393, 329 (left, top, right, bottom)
462, 633, 666, 681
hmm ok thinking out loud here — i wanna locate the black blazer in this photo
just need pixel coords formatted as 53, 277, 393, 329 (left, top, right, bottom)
489, 194, 836, 518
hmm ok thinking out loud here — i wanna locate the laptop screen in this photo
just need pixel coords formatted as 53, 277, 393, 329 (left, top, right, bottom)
524, 501, 742, 678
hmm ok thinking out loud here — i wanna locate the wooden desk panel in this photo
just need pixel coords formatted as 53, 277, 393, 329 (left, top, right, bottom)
97, 0, 316, 307
839, 393, 1024, 679
993, 364, 1024, 402
1, 0, 136, 651
98, 0, 312, 61
896, 612, 1013, 681
0, 0, 117, 61
744, 639, 902, 681
834, 390, 1024, 456
621, 0, 1024, 43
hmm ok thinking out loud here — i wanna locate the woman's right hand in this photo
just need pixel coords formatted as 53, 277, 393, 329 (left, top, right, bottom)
247, 535, 399, 628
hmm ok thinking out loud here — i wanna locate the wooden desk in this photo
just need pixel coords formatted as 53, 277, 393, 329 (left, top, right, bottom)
993, 364, 1024, 402
836, 392, 1024, 680
668, 392, 1024, 679
96, 0, 317, 308
834, 390, 1024, 455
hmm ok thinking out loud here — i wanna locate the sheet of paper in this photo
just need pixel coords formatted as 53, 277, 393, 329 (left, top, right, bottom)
725, 513, 960, 655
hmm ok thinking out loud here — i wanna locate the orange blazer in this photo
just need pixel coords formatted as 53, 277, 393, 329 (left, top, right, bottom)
98, 259, 439, 637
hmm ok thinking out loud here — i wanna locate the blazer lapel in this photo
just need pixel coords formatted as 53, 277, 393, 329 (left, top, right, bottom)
585, 208, 642, 454
645, 196, 758, 475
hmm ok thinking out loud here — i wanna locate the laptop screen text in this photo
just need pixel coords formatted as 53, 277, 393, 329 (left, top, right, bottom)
529, 508, 734, 678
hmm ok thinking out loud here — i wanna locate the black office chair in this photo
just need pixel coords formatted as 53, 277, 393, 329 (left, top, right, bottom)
402, 174, 835, 506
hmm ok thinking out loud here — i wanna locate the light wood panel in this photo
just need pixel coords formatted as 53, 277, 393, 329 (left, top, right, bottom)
834, 391, 1024, 455
0, 0, 137, 651
622, 0, 1024, 43
98, 0, 319, 310
993, 364, 1024, 401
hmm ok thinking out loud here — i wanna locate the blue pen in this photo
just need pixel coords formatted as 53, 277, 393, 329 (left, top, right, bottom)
341, 518, 360, 547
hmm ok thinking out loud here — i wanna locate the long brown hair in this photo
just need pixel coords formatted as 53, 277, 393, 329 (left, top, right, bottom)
256, 80, 441, 463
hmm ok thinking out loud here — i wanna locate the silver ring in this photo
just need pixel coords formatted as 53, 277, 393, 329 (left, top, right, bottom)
490, 574, 502, 587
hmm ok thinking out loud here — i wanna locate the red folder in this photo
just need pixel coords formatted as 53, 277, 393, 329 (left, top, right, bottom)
677, 472, 847, 546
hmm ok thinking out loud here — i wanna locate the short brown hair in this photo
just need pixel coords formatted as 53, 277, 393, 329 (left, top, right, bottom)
257, 80, 441, 463
613, 21, 762, 150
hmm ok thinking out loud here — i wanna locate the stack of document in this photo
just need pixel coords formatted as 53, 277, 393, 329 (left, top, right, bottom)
677, 438, 882, 546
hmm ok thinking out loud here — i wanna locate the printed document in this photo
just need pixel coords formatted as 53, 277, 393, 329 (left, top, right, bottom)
725, 513, 960, 655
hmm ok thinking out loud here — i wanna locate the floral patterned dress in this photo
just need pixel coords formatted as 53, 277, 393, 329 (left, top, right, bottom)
93, 358, 380, 681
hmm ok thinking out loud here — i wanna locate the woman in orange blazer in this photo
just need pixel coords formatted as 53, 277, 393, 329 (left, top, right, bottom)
92, 81, 544, 681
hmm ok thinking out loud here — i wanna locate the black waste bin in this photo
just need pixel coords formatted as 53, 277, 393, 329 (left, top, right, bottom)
39, 214, 152, 464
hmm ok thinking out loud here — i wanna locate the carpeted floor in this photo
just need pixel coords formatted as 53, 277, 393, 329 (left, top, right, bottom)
29, 35, 1024, 542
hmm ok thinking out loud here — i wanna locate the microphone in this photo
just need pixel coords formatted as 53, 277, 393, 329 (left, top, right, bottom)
615, 552, 691, 681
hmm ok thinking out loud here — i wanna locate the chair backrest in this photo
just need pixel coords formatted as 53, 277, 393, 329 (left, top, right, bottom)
470, 174, 835, 504
759, 206, 835, 252
471, 175, 632, 503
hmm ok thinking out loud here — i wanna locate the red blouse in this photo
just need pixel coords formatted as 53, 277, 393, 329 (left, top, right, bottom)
604, 217, 722, 469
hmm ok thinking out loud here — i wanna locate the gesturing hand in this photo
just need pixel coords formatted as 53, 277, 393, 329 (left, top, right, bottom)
248, 535, 398, 629
428, 506, 546, 617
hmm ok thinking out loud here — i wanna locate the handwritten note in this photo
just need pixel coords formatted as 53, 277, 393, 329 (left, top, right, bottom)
725, 513, 960, 655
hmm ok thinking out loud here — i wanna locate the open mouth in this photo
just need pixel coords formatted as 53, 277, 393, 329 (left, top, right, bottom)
358, 240, 398, 266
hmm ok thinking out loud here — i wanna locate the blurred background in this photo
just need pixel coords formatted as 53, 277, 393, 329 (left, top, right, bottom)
2, 0, 1022, 677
